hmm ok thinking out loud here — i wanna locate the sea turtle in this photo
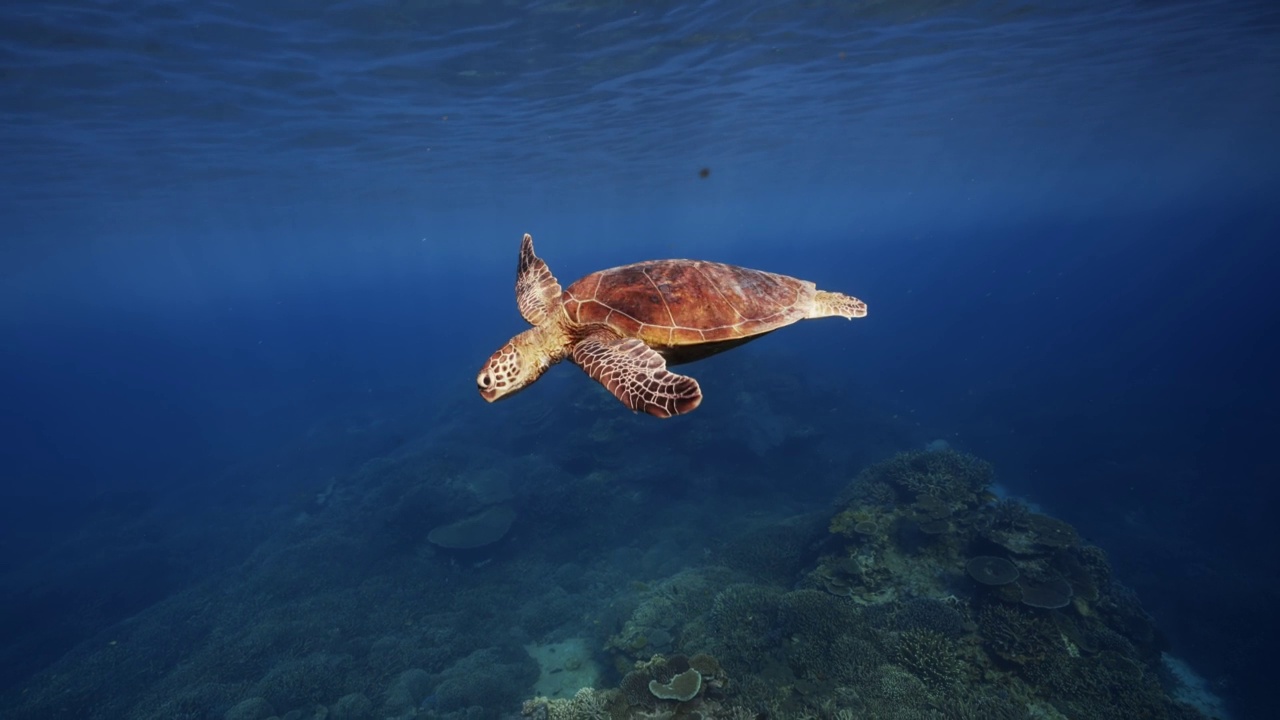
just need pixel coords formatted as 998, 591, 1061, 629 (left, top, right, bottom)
477, 233, 868, 418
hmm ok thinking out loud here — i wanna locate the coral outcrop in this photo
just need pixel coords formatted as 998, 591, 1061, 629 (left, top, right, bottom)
570, 449, 1214, 720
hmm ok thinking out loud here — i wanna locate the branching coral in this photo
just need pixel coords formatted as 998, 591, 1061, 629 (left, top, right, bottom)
720, 514, 828, 583
565, 687, 612, 720
852, 450, 994, 507
688, 653, 721, 678
987, 499, 1031, 531
1074, 544, 1113, 589
1024, 514, 1079, 549
943, 692, 1031, 720
1094, 580, 1163, 656
892, 597, 967, 639
777, 589, 863, 640
976, 604, 1060, 668
620, 668, 658, 709
913, 494, 952, 521
841, 479, 898, 508
707, 584, 784, 666
894, 629, 963, 688
977, 599, 1182, 720
609, 568, 740, 661
524, 687, 612, 720
777, 590, 885, 685
859, 665, 933, 714
1043, 652, 1173, 720
252, 652, 355, 710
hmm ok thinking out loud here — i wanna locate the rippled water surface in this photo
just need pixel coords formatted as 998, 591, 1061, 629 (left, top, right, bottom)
2, 0, 1276, 226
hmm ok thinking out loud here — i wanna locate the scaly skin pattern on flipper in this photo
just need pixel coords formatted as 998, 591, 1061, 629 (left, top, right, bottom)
570, 332, 702, 418
515, 233, 563, 326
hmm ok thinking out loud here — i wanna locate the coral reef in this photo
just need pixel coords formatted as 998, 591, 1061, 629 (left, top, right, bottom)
886, 596, 967, 639
705, 583, 784, 667
612, 450, 1188, 719
2, 439, 1214, 720
223, 697, 274, 720
894, 628, 963, 688
252, 652, 357, 710
647, 667, 701, 701
331, 692, 374, 720
853, 448, 995, 507
776, 589, 886, 690
433, 646, 540, 713
965, 556, 1019, 586
718, 512, 829, 584
977, 603, 1059, 667
579, 448, 1212, 720
1017, 576, 1074, 609
523, 687, 611, 720
545, 652, 728, 720
605, 567, 743, 666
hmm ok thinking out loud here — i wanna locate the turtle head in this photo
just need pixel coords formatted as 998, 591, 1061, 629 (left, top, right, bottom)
477, 328, 555, 403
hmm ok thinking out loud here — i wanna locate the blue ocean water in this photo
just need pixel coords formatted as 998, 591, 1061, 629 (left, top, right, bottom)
2, 0, 1278, 719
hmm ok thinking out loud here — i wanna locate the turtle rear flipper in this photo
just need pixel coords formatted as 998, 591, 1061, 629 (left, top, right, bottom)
571, 333, 702, 418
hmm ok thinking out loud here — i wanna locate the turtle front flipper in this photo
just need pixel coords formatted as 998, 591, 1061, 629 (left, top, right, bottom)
571, 333, 702, 418
515, 233, 563, 326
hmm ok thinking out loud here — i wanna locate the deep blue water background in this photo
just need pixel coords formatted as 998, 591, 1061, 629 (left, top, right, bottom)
2, 0, 1278, 718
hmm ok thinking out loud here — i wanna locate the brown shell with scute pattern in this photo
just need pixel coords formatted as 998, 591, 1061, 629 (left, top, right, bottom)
561, 260, 817, 362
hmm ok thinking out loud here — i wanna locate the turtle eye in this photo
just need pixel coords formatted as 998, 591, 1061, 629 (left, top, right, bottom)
478, 372, 492, 389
